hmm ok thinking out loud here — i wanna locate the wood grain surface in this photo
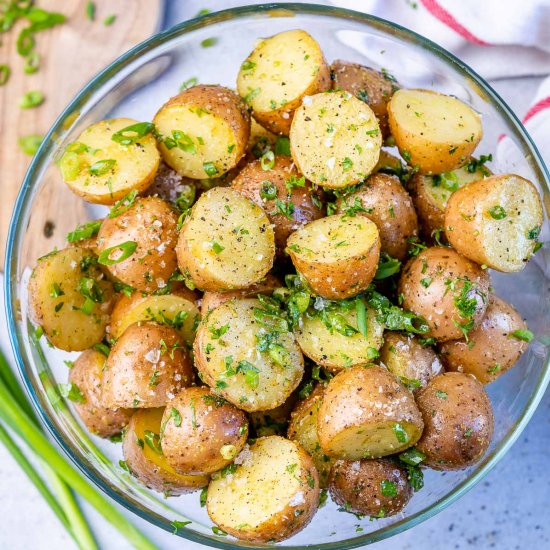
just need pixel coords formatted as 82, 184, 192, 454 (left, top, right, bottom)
0, 0, 163, 267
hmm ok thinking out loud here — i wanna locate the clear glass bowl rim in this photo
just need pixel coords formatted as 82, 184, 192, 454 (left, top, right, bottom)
4, 3, 550, 549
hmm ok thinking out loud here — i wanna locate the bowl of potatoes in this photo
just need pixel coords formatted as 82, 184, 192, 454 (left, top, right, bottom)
5, 3, 550, 549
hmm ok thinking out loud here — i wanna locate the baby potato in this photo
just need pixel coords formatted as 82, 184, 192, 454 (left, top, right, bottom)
249, 392, 297, 437
200, 274, 281, 316
153, 85, 250, 179
335, 173, 418, 260
329, 458, 412, 518
290, 91, 382, 188
194, 299, 304, 412
388, 89, 482, 174
295, 299, 384, 372
58, 118, 160, 204
96, 196, 178, 293
109, 289, 200, 347
444, 174, 543, 272
123, 407, 209, 495
287, 384, 335, 487
379, 332, 444, 393
232, 156, 324, 253
177, 187, 275, 292
102, 322, 194, 409
317, 365, 424, 460
409, 159, 492, 240
331, 60, 399, 139
398, 247, 491, 342
207, 436, 320, 543
161, 387, 248, 475
286, 215, 380, 299
439, 295, 530, 384
416, 373, 494, 470
237, 29, 331, 135
69, 349, 132, 437
28, 246, 115, 351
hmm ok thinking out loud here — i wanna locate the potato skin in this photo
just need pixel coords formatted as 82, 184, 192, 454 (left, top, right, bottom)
206, 436, 320, 543
398, 247, 491, 342
444, 174, 543, 272
96, 197, 178, 293
379, 332, 444, 393
287, 215, 381, 300
439, 295, 529, 384
200, 274, 281, 316
331, 60, 398, 139
232, 156, 324, 254
317, 365, 424, 460
28, 247, 115, 352
287, 384, 335, 487
335, 173, 418, 260
122, 408, 209, 495
161, 387, 248, 475
154, 85, 250, 178
102, 322, 194, 409
416, 373, 493, 470
69, 349, 132, 437
329, 458, 412, 517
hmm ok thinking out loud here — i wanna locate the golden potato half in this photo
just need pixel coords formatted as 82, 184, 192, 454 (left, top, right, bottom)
123, 407, 209, 495
237, 29, 331, 135
388, 89, 482, 174
59, 118, 160, 204
207, 436, 320, 543
287, 215, 380, 299
177, 187, 275, 291
28, 246, 115, 351
444, 174, 543, 272
290, 91, 382, 188
318, 365, 424, 460
194, 299, 304, 412
154, 85, 250, 179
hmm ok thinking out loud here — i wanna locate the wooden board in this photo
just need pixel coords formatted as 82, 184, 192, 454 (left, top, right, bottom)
0, 0, 163, 267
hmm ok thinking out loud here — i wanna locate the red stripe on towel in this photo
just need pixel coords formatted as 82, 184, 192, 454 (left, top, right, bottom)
523, 96, 550, 124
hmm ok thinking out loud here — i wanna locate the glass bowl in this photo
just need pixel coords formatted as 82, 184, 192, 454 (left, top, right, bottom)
5, 3, 550, 549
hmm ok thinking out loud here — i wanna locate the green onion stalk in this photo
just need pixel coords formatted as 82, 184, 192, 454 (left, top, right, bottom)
0, 348, 157, 550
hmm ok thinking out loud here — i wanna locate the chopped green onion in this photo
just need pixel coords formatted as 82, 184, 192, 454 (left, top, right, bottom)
18, 134, 43, 156
108, 190, 138, 218
86, 1, 95, 21
261, 150, 275, 170
66, 220, 101, 243
111, 122, 154, 145
98, 241, 137, 265
19, 90, 44, 109
260, 180, 277, 200
0, 64, 11, 85
355, 298, 367, 337
58, 383, 86, 404
488, 205, 507, 220
510, 329, 534, 342
89, 159, 116, 176
274, 136, 291, 156
144, 430, 162, 454
17, 28, 35, 56
24, 52, 40, 74
203, 162, 218, 177
59, 152, 81, 181
103, 14, 116, 26
201, 37, 217, 48
180, 77, 198, 91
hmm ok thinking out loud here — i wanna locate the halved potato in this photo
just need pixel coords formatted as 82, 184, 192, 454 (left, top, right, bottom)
96, 196, 179, 293
294, 299, 384, 372
379, 332, 444, 393
237, 29, 331, 135
109, 289, 200, 347
28, 246, 115, 351
335, 172, 418, 260
286, 215, 380, 299
161, 386, 248, 475
317, 365, 424, 460
444, 174, 543, 271
59, 118, 160, 204
153, 85, 250, 179
102, 322, 194, 409
177, 187, 275, 291
200, 274, 281, 316
194, 299, 304, 412
232, 156, 325, 254
123, 407, 209, 495
439, 295, 530, 384
388, 89, 482, 174
287, 384, 335, 487
290, 91, 382, 188
69, 349, 132, 437
330, 60, 399, 139
409, 159, 491, 239
398, 247, 491, 342
207, 436, 320, 543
